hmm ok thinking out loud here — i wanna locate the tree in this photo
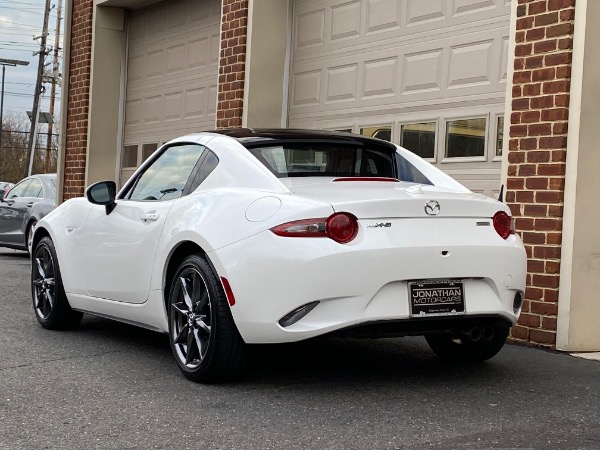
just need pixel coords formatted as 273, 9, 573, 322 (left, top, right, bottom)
0, 112, 56, 182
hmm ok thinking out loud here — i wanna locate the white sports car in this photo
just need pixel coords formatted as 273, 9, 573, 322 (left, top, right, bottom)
31, 129, 526, 382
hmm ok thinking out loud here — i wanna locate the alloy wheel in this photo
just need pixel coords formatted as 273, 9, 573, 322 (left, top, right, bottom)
32, 244, 56, 320
170, 268, 212, 369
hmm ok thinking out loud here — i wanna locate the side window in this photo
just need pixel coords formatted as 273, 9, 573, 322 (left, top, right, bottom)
6, 180, 31, 199
395, 153, 433, 185
128, 144, 205, 201
187, 150, 219, 193
22, 179, 43, 198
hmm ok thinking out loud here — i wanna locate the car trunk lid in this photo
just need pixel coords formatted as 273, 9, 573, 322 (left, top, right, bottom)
280, 178, 504, 219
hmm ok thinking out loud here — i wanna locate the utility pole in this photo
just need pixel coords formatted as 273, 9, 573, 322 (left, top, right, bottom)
25, 0, 52, 178
44, 0, 62, 173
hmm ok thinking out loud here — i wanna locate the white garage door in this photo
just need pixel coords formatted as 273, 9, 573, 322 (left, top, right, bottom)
289, 0, 511, 197
121, 0, 221, 185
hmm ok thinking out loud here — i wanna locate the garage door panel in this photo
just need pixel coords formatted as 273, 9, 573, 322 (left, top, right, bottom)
294, 0, 509, 59
122, 0, 220, 183
405, 0, 445, 26
166, 44, 185, 73
402, 48, 443, 94
330, 1, 362, 41
295, 8, 326, 49
367, 0, 402, 33
290, 0, 510, 197
363, 57, 397, 99
452, 0, 496, 17
326, 64, 358, 103
447, 40, 494, 89
291, 32, 507, 118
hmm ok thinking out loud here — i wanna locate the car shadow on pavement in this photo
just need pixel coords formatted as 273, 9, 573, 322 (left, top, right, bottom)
73, 315, 513, 388
0, 250, 29, 259
244, 337, 513, 386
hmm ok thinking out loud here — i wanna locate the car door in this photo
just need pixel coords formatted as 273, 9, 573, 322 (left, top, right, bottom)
80, 143, 206, 303
0, 179, 32, 246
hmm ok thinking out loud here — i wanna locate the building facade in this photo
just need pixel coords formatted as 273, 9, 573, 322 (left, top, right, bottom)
58, 0, 600, 350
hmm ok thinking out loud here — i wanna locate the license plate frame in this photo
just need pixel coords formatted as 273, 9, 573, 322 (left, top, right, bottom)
409, 279, 465, 316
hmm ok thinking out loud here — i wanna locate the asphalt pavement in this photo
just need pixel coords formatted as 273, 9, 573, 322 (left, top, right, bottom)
1, 248, 599, 450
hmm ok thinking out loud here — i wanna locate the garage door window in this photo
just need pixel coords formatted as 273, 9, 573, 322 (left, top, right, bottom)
445, 118, 486, 158
360, 125, 392, 142
142, 143, 158, 163
122, 144, 139, 168
401, 122, 436, 159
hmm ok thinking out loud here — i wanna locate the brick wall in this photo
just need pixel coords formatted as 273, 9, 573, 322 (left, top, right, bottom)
63, 0, 93, 200
506, 0, 576, 347
216, 0, 248, 128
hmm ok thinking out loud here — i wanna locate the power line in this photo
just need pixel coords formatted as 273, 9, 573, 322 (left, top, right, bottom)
0, 0, 51, 6
0, 18, 41, 28
0, 6, 49, 15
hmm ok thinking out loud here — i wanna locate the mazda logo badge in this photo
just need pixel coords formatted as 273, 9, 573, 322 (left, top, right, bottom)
424, 200, 440, 216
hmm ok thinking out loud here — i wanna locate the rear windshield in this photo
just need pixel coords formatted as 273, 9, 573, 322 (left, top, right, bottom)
249, 143, 395, 178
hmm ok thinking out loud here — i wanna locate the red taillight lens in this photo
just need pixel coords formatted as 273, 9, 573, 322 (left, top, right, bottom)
325, 212, 358, 243
271, 212, 358, 244
270, 218, 328, 238
493, 211, 514, 239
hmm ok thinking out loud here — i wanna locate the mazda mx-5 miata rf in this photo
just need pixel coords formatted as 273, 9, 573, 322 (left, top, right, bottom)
30, 129, 526, 382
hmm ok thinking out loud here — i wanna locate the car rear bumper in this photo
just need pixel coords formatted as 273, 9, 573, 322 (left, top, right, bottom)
209, 227, 526, 344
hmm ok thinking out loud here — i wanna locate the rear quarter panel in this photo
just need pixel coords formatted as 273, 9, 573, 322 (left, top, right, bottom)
150, 188, 334, 292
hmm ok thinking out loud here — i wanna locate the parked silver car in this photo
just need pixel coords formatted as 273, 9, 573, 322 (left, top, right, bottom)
0, 174, 56, 253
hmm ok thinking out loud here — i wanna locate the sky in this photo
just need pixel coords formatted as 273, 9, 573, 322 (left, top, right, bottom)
0, 0, 63, 129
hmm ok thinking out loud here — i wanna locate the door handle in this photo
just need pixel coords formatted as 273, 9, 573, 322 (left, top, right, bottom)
26, 202, 34, 207
5, 200, 14, 206
140, 212, 160, 223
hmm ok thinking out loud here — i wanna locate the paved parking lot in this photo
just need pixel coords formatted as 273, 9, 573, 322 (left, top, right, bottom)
1, 248, 599, 449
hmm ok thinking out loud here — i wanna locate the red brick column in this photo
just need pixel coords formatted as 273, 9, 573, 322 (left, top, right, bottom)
506, 0, 576, 347
216, 0, 248, 128
63, 0, 93, 200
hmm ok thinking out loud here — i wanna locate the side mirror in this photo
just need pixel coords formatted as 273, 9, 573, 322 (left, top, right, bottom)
86, 180, 117, 215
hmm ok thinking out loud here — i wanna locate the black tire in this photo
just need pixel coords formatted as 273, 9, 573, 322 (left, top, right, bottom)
168, 254, 246, 382
425, 326, 509, 362
31, 236, 83, 329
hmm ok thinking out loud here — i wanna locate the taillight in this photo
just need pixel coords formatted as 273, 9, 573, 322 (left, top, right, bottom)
493, 211, 514, 239
271, 212, 358, 244
325, 212, 358, 243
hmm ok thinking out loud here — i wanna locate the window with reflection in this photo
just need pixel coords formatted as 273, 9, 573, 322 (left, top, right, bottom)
400, 122, 436, 159
445, 118, 486, 158
496, 116, 504, 157
329, 128, 353, 133
142, 143, 158, 163
128, 144, 205, 201
23, 179, 43, 198
122, 144, 138, 168
360, 125, 392, 142
6, 180, 31, 199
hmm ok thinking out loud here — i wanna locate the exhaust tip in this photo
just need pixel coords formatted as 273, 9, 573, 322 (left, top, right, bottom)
483, 326, 495, 341
513, 292, 524, 313
279, 301, 320, 328
466, 327, 482, 342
